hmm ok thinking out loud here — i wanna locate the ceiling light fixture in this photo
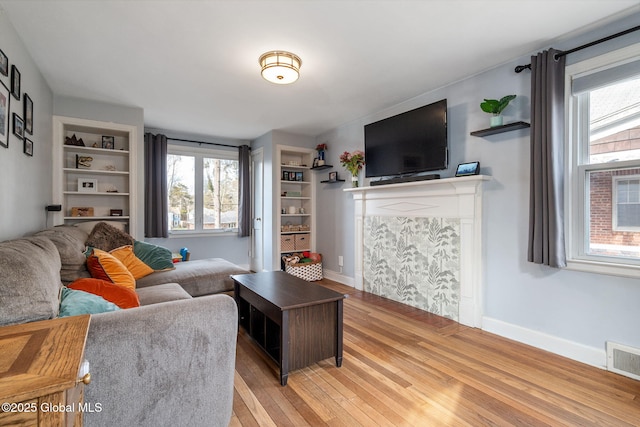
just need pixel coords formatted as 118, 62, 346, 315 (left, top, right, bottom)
259, 51, 302, 84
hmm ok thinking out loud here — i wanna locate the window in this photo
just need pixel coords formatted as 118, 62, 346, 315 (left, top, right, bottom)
167, 145, 239, 234
566, 44, 640, 275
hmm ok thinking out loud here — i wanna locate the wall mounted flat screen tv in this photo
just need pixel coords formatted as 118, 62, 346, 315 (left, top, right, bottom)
364, 99, 447, 178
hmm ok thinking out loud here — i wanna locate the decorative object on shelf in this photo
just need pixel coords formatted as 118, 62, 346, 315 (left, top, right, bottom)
102, 135, 115, 149
312, 158, 319, 168
316, 143, 327, 166
78, 178, 98, 193
295, 171, 303, 181
104, 164, 116, 171
105, 184, 118, 193
12, 113, 24, 139
288, 206, 297, 214
23, 93, 33, 135
76, 154, 93, 168
10, 64, 20, 100
110, 209, 123, 216
23, 138, 33, 157
329, 171, 338, 182
65, 133, 85, 146
480, 95, 516, 127
0, 81, 9, 148
282, 171, 289, 180
259, 51, 302, 85
339, 150, 365, 188
0, 48, 7, 76
71, 207, 94, 217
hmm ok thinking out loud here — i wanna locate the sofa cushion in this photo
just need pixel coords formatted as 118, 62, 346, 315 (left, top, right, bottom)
87, 249, 136, 291
135, 283, 192, 306
135, 258, 248, 297
110, 245, 154, 279
59, 287, 121, 317
33, 225, 90, 283
133, 240, 175, 271
68, 278, 140, 309
86, 222, 134, 252
0, 237, 62, 326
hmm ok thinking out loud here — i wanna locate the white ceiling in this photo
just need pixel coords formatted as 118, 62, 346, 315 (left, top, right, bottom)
2, 0, 639, 140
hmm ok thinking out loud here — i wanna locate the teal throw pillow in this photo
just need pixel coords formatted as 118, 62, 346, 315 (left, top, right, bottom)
59, 287, 121, 317
133, 240, 175, 271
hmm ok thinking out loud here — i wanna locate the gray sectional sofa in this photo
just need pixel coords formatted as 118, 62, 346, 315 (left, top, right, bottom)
0, 224, 249, 427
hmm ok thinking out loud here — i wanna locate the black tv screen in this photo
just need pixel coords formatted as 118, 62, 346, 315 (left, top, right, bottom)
364, 99, 447, 178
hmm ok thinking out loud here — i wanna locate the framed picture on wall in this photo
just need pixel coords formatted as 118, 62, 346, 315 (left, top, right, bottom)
102, 135, 115, 149
0, 81, 9, 148
23, 138, 33, 157
0, 49, 8, 77
24, 93, 33, 135
12, 113, 24, 140
10, 65, 20, 100
78, 178, 98, 193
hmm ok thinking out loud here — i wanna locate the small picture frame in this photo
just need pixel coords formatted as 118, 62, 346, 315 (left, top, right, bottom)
110, 209, 123, 217
102, 135, 115, 149
10, 65, 20, 100
282, 171, 289, 181
312, 158, 319, 168
24, 93, 33, 135
12, 113, 24, 140
455, 161, 480, 177
78, 178, 98, 193
295, 172, 303, 181
328, 171, 338, 182
0, 49, 8, 77
0, 81, 9, 148
23, 138, 33, 157
288, 172, 296, 181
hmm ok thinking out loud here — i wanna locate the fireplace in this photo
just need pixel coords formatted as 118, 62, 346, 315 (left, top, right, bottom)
345, 176, 490, 327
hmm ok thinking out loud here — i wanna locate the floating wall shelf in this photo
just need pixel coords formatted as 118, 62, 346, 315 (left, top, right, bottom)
470, 121, 530, 137
320, 179, 345, 184
311, 164, 333, 170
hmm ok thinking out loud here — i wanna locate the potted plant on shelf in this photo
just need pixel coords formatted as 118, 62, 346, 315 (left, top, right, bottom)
480, 95, 516, 127
339, 150, 365, 187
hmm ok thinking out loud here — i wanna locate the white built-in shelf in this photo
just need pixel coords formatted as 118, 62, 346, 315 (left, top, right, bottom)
281, 214, 311, 217
281, 196, 311, 200
280, 180, 310, 185
63, 145, 129, 156
63, 168, 129, 176
64, 216, 130, 220
63, 191, 130, 196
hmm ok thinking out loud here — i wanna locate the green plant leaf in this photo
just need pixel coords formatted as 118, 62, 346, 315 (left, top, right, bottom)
496, 95, 516, 114
480, 99, 499, 114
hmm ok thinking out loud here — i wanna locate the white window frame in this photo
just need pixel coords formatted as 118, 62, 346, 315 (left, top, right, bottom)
613, 175, 640, 232
565, 43, 640, 278
167, 144, 239, 236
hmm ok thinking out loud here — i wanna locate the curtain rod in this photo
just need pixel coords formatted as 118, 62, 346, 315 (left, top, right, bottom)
167, 137, 249, 150
514, 24, 640, 73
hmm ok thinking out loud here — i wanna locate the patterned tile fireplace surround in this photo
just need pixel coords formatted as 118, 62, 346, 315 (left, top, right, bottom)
345, 176, 490, 327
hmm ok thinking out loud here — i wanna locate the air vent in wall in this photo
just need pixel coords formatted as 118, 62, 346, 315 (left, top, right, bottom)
606, 341, 640, 381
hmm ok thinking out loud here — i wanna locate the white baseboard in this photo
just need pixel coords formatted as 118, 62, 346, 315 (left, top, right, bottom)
323, 269, 355, 287
482, 317, 606, 369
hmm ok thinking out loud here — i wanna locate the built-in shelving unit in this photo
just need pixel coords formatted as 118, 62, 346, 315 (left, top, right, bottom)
470, 121, 530, 137
52, 116, 137, 236
277, 146, 316, 258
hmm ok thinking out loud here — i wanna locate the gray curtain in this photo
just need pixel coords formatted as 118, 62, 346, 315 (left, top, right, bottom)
144, 133, 168, 238
237, 145, 251, 237
528, 49, 566, 267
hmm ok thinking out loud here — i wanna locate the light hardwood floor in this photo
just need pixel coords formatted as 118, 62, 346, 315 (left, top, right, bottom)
230, 279, 640, 426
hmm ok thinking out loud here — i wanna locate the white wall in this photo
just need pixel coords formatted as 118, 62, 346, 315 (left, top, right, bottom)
0, 11, 54, 241
316, 11, 640, 366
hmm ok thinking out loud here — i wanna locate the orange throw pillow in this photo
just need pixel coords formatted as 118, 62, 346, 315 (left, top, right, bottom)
68, 278, 140, 309
110, 245, 154, 280
86, 249, 136, 291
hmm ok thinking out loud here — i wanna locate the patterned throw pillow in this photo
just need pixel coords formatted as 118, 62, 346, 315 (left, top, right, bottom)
86, 248, 136, 290
133, 240, 175, 271
86, 222, 134, 252
110, 245, 154, 279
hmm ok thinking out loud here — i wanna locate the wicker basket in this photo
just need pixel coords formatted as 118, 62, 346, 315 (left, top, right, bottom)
280, 235, 295, 252
284, 260, 323, 281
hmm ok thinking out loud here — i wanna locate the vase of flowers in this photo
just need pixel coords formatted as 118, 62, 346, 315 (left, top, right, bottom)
316, 143, 327, 165
339, 150, 365, 187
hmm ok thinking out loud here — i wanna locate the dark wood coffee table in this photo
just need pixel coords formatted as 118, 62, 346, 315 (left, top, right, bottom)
231, 271, 345, 386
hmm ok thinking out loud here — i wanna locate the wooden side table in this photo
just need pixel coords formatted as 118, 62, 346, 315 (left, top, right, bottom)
0, 315, 91, 426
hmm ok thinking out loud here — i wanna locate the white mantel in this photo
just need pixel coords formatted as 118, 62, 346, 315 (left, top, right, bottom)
345, 175, 491, 327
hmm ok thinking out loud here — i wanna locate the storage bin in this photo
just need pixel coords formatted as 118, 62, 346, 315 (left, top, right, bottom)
294, 234, 310, 250
284, 260, 323, 281
280, 235, 295, 252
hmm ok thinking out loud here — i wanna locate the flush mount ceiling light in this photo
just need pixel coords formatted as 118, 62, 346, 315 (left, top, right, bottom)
259, 51, 302, 84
